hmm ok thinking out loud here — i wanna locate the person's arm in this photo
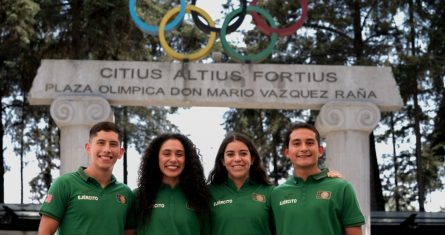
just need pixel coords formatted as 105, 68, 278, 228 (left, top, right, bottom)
345, 226, 362, 235
38, 215, 59, 235
124, 229, 136, 235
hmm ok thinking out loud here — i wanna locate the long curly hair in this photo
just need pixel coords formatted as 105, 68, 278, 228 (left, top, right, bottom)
136, 133, 210, 225
207, 132, 270, 185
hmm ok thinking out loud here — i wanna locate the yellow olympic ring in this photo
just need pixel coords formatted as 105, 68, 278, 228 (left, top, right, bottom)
159, 5, 217, 62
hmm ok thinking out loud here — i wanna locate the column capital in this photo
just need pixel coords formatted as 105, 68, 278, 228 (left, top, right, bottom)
50, 96, 113, 127
316, 101, 381, 136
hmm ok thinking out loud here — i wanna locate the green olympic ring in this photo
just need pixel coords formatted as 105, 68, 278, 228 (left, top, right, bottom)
130, 1, 308, 62
220, 6, 278, 63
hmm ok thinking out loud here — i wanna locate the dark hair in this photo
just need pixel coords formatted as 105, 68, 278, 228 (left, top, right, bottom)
284, 122, 321, 149
89, 121, 122, 143
137, 133, 210, 225
207, 132, 270, 185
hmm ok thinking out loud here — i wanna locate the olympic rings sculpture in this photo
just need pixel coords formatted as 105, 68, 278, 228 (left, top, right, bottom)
129, 0, 308, 63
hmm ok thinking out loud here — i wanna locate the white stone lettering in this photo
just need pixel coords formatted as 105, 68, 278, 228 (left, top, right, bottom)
207, 88, 254, 97
29, 60, 403, 112
45, 84, 93, 93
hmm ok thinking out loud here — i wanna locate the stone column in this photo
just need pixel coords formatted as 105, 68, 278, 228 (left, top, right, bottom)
316, 101, 381, 235
50, 96, 114, 175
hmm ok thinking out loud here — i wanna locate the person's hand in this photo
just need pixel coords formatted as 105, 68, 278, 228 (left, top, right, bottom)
327, 170, 343, 178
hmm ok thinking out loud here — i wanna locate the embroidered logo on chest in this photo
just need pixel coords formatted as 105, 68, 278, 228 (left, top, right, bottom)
116, 194, 127, 204
252, 193, 266, 203
316, 191, 332, 200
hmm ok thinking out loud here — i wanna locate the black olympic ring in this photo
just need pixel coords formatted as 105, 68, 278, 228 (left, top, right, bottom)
190, 0, 248, 34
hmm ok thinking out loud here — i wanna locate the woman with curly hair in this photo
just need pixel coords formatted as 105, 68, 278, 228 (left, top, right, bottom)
207, 132, 274, 235
135, 133, 210, 235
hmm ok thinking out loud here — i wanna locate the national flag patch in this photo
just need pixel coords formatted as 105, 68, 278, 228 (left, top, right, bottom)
45, 194, 53, 203
316, 191, 332, 200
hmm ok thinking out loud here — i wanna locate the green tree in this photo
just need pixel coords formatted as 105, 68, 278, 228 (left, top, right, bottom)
385, 0, 445, 211
224, 1, 401, 211
0, 0, 40, 203
1, 0, 190, 202
220, 0, 444, 212
426, 0, 445, 209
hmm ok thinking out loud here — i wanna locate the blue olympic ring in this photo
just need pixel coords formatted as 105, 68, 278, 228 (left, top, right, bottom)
129, 0, 308, 62
129, 0, 187, 36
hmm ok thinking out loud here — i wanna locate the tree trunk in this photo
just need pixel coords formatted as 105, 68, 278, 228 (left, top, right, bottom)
413, 85, 425, 211
70, 0, 83, 59
351, 0, 364, 64
408, 0, 425, 212
370, 132, 385, 210
123, 107, 128, 184
0, 86, 4, 203
20, 91, 26, 204
350, 0, 385, 211
391, 114, 401, 211
272, 149, 278, 185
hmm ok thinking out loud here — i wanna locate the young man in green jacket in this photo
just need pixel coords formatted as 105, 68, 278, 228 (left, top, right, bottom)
271, 122, 365, 235
38, 121, 135, 235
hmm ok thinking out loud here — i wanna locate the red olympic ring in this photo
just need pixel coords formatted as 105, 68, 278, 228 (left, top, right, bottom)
129, 0, 309, 62
250, 0, 308, 36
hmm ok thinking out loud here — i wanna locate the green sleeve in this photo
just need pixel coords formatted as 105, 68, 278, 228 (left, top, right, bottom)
341, 182, 365, 227
39, 175, 70, 221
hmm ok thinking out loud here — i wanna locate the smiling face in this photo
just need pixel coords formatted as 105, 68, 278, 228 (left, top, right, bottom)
285, 128, 324, 174
223, 140, 253, 184
85, 130, 124, 172
159, 138, 185, 187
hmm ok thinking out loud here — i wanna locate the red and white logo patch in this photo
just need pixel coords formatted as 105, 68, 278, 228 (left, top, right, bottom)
45, 194, 53, 203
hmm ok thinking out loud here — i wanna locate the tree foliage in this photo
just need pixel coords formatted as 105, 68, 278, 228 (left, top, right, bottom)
0, 0, 187, 202
1, 0, 40, 203
378, 0, 445, 211
1, 0, 444, 210
223, 0, 444, 211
